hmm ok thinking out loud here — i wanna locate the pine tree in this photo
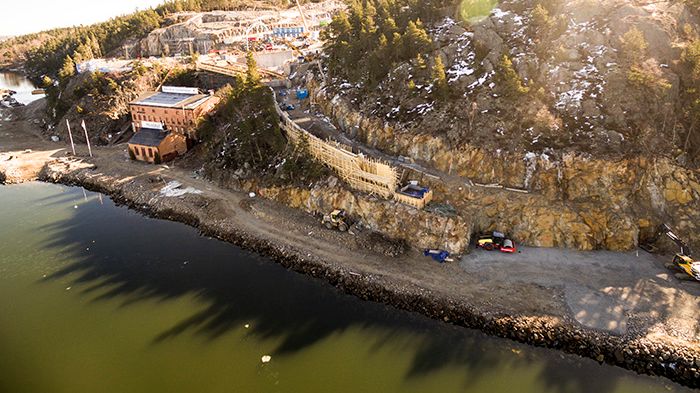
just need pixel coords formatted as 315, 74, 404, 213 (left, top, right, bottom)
245, 51, 261, 87
368, 34, 390, 83
402, 20, 432, 60
391, 31, 403, 60
330, 11, 351, 42
348, 0, 365, 40
382, 16, 398, 37
431, 55, 448, 99
620, 27, 648, 65
531, 4, 552, 36
415, 53, 427, 70
89, 34, 102, 58
499, 55, 529, 97
58, 55, 75, 81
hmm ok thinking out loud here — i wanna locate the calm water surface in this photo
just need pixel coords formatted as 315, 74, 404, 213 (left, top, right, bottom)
0, 71, 43, 104
0, 183, 692, 393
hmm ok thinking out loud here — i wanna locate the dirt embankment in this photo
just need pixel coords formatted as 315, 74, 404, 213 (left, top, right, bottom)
0, 107, 698, 387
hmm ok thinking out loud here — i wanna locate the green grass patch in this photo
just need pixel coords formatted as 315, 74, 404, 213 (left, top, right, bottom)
457, 0, 499, 24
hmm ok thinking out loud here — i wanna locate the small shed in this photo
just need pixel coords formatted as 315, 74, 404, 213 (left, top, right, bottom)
394, 182, 433, 209
128, 127, 187, 164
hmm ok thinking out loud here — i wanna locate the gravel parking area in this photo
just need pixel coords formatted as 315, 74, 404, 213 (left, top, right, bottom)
461, 246, 700, 340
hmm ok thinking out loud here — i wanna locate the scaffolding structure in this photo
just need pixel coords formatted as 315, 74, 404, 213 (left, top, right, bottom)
275, 96, 398, 198
196, 61, 285, 80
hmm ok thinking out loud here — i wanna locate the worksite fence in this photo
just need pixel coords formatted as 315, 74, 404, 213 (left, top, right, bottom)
273, 90, 399, 198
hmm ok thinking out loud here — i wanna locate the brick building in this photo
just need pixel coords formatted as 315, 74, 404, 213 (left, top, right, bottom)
129, 86, 220, 141
127, 124, 187, 164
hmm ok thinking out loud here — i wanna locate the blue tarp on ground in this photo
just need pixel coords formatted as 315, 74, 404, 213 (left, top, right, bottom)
424, 249, 450, 263
296, 89, 309, 100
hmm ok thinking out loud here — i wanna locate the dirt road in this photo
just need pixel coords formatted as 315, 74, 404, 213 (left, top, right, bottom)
462, 247, 700, 339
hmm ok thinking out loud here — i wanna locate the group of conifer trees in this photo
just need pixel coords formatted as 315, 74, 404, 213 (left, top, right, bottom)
322, 0, 444, 88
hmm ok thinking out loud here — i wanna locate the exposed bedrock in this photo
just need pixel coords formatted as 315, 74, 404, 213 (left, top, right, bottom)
310, 84, 700, 252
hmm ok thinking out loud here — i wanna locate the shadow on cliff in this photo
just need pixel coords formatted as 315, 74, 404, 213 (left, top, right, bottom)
37, 187, 640, 392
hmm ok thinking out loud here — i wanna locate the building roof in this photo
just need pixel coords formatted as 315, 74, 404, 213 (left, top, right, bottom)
128, 128, 169, 147
131, 91, 211, 109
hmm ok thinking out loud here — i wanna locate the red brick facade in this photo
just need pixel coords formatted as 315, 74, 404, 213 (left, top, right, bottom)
129, 95, 219, 140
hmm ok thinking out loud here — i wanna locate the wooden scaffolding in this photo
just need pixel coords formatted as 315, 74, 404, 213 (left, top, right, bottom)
275, 98, 398, 198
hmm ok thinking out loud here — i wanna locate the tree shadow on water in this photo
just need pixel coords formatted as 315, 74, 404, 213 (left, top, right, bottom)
35, 189, 668, 393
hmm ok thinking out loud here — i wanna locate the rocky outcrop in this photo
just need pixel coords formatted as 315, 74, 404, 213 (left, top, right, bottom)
257, 176, 470, 253
306, 0, 700, 251
310, 82, 700, 252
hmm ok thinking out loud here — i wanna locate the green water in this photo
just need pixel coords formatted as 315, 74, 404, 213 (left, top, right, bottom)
0, 183, 692, 393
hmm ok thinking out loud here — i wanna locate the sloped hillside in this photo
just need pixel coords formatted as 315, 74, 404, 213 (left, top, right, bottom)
313, 0, 700, 251
324, 0, 700, 164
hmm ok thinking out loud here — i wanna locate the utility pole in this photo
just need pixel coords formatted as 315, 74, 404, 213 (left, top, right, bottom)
81, 120, 93, 157
65, 119, 76, 155
295, 0, 309, 34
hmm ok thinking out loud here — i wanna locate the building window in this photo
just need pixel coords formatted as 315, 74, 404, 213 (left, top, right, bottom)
148, 148, 154, 158
141, 147, 147, 157
133, 147, 140, 156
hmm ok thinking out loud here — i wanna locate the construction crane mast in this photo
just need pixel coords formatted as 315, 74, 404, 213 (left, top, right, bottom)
295, 0, 310, 35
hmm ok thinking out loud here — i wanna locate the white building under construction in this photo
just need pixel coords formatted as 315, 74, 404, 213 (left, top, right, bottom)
141, 0, 342, 56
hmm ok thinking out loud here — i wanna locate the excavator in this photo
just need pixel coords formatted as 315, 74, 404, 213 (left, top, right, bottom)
644, 224, 700, 282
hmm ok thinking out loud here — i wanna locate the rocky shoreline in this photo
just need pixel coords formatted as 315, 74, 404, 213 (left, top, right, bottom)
0, 88, 23, 108
36, 160, 700, 389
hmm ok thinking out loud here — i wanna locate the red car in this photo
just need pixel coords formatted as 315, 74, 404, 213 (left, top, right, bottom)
500, 239, 517, 253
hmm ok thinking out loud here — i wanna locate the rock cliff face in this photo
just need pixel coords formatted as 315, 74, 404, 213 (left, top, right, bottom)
310, 81, 700, 252
256, 176, 471, 253
306, 0, 700, 252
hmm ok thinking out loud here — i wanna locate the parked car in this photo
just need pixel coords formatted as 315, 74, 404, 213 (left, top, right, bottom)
500, 238, 517, 253
477, 231, 506, 251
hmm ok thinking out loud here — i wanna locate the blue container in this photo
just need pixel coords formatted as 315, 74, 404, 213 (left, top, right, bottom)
296, 89, 309, 100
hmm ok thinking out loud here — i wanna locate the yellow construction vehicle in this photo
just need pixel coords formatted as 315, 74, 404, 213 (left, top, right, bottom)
322, 209, 350, 232
647, 224, 700, 281
283, 38, 310, 60
282, 38, 325, 79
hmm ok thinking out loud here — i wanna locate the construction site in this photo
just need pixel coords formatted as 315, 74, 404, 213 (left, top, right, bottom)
2, 0, 700, 387
133, 1, 340, 58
